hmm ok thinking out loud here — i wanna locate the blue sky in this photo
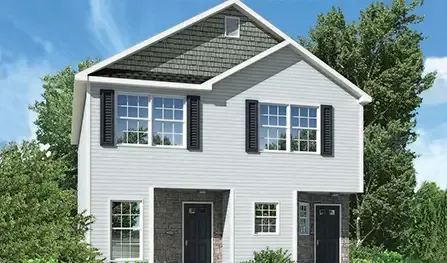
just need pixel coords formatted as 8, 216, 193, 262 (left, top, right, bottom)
0, 0, 446, 187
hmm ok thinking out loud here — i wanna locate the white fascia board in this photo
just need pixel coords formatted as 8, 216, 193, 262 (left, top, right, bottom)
233, 1, 373, 105
201, 41, 291, 89
88, 76, 206, 90
75, 0, 243, 80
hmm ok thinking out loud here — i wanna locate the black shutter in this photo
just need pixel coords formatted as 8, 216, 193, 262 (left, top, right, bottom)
187, 95, 201, 150
321, 105, 333, 156
246, 100, 259, 152
100, 89, 115, 146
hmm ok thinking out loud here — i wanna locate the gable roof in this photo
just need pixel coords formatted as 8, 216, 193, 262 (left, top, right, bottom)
71, 0, 372, 144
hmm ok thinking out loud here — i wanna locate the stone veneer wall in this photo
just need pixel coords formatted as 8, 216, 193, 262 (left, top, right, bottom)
297, 193, 350, 263
154, 189, 228, 263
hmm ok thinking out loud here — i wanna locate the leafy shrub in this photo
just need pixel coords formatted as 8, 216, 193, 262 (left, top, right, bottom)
24, 259, 58, 263
241, 248, 294, 263
350, 244, 404, 263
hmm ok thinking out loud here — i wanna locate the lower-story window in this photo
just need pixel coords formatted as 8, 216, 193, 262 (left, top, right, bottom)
254, 202, 279, 234
299, 202, 310, 235
111, 201, 142, 260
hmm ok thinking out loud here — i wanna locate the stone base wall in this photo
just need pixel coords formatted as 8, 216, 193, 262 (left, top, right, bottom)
154, 189, 228, 263
297, 193, 350, 263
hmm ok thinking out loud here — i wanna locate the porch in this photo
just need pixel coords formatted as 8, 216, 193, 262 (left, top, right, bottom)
153, 188, 232, 263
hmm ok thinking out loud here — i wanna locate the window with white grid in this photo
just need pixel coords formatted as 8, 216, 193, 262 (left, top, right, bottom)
255, 203, 279, 234
259, 104, 287, 151
152, 97, 185, 146
299, 202, 310, 235
111, 201, 142, 260
291, 106, 318, 152
117, 95, 149, 144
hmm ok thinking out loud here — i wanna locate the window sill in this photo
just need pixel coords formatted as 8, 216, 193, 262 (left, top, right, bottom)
254, 232, 280, 236
117, 144, 187, 150
259, 150, 320, 155
110, 258, 143, 262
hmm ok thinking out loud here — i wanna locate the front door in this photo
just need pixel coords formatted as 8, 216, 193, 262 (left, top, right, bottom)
184, 203, 212, 263
316, 205, 340, 263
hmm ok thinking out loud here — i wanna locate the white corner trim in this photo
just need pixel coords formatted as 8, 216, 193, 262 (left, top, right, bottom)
85, 83, 91, 244
148, 187, 155, 263
88, 76, 207, 91
201, 41, 290, 89
292, 191, 298, 261
230, 189, 235, 263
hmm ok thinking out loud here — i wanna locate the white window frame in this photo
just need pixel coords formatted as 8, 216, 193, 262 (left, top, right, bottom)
259, 103, 288, 152
253, 202, 280, 235
225, 16, 240, 38
115, 92, 187, 148
299, 202, 310, 235
109, 200, 143, 262
258, 102, 320, 154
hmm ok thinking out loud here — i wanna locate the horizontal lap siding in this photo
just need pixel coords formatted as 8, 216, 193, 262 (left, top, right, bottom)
88, 47, 361, 261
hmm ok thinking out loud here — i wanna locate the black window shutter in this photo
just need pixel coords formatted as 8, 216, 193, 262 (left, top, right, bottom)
187, 95, 201, 150
100, 89, 115, 146
321, 105, 333, 156
246, 100, 259, 152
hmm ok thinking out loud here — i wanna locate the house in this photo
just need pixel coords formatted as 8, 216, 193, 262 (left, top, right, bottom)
71, 0, 372, 262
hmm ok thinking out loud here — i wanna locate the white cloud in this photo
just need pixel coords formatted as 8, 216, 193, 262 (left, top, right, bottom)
31, 36, 54, 54
87, 0, 128, 55
411, 124, 447, 189
422, 57, 447, 105
0, 50, 55, 142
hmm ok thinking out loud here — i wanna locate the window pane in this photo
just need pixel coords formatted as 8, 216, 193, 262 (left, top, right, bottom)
309, 141, 317, 152
164, 98, 174, 108
118, 95, 127, 106
300, 107, 308, 117
300, 130, 308, 140
164, 122, 173, 133
154, 97, 162, 108
117, 131, 126, 144
153, 121, 162, 133
270, 105, 278, 114
269, 116, 277, 126
139, 107, 148, 118
291, 129, 298, 139
112, 215, 121, 227
139, 133, 148, 144
128, 96, 138, 106
174, 135, 183, 146
128, 107, 138, 118
291, 140, 298, 151
127, 132, 138, 144
309, 108, 317, 117
138, 96, 148, 106
164, 109, 173, 120
309, 130, 317, 140
131, 243, 140, 259
174, 99, 183, 109
278, 140, 286, 150
111, 242, 122, 259
153, 109, 162, 119
138, 121, 148, 132
118, 119, 127, 132
279, 106, 286, 115
260, 115, 268, 125
300, 141, 308, 151
309, 118, 317, 128
128, 120, 137, 131
112, 202, 121, 214
255, 224, 262, 233
278, 128, 286, 139
268, 139, 278, 150
300, 118, 308, 127
153, 134, 163, 145
291, 107, 299, 116
118, 106, 127, 117
164, 134, 173, 145
260, 105, 268, 114
279, 116, 286, 126
174, 110, 183, 120
122, 230, 131, 242
269, 225, 276, 233
259, 138, 267, 150
260, 127, 267, 138
174, 123, 183, 134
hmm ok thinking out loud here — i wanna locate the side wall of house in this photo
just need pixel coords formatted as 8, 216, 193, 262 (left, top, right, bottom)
77, 88, 90, 215
87, 47, 361, 261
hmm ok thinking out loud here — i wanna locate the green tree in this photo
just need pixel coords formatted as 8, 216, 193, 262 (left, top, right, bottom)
400, 182, 447, 262
299, 0, 436, 250
30, 58, 98, 190
0, 141, 103, 263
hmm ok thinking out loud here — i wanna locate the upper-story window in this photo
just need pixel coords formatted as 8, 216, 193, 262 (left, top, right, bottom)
225, 16, 240, 38
259, 103, 319, 153
116, 94, 185, 147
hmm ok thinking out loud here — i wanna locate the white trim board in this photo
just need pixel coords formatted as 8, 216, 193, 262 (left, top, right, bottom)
182, 202, 214, 263
313, 204, 342, 263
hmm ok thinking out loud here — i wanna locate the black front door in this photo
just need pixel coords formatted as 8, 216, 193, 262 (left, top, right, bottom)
316, 205, 340, 263
184, 204, 212, 263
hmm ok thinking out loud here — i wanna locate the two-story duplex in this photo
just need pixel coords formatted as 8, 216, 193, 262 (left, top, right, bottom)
71, 1, 372, 263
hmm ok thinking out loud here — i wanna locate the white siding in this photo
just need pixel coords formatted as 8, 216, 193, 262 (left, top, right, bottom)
87, 47, 362, 261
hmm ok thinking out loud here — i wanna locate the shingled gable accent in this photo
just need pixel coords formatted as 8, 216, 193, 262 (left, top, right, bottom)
91, 7, 282, 84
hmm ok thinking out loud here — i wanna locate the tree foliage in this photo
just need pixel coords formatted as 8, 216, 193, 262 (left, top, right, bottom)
299, 0, 436, 250
0, 141, 103, 263
400, 182, 447, 262
29, 58, 99, 190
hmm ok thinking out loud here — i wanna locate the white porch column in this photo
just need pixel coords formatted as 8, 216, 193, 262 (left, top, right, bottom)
292, 191, 298, 261
148, 186, 154, 263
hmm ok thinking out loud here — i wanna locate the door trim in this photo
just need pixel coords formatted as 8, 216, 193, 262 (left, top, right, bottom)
314, 204, 342, 263
182, 201, 214, 263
